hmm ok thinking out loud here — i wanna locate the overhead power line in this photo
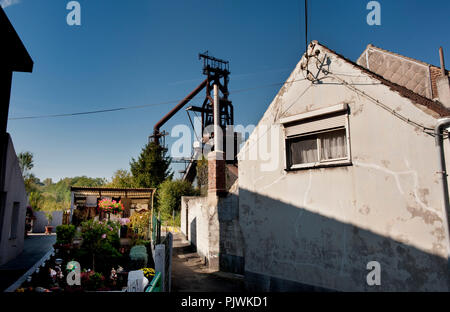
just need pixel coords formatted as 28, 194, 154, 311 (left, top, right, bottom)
8, 78, 307, 121
8, 99, 191, 120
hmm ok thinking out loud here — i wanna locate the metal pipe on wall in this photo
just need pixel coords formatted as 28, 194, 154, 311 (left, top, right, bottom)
435, 118, 450, 270
213, 83, 223, 153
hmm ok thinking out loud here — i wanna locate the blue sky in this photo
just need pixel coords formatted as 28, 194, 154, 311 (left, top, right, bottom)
4, 0, 450, 181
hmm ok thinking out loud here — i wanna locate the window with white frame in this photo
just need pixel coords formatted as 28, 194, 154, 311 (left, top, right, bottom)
281, 104, 351, 170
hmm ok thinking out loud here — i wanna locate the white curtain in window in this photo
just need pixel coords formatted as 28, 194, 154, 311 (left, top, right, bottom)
290, 137, 318, 164
320, 129, 347, 160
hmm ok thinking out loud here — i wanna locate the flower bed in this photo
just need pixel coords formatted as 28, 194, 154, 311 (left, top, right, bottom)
13, 219, 156, 293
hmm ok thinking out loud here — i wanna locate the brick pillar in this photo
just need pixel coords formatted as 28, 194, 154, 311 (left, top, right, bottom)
208, 151, 226, 196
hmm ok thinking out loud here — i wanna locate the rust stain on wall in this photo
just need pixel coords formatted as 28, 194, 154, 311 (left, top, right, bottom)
406, 205, 442, 225
417, 188, 430, 206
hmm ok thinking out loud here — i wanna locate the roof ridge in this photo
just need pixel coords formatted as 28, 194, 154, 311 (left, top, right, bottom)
70, 186, 156, 191
364, 44, 447, 72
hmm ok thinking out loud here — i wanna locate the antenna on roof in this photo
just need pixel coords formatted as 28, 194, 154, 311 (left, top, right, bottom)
304, 0, 308, 55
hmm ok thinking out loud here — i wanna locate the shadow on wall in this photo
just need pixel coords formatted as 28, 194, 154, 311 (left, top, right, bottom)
218, 192, 245, 275
190, 217, 197, 251
239, 188, 450, 292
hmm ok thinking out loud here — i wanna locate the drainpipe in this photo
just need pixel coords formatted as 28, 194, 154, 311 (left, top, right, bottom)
435, 118, 450, 272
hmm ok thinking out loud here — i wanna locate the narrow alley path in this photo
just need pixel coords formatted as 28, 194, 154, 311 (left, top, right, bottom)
171, 233, 245, 292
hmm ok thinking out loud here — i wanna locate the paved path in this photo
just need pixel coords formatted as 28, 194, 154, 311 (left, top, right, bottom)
171, 233, 245, 292
0, 234, 56, 291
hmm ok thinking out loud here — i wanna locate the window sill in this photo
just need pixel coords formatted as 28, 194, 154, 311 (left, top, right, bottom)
285, 160, 352, 172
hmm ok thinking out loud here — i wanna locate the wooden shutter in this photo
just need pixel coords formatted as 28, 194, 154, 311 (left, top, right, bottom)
284, 113, 347, 137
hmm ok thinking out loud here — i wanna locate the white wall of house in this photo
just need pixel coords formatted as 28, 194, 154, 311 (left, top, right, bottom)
181, 196, 219, 268
0, 134, 28, 265
181, 182, 245, 273
238, 42, 450, 291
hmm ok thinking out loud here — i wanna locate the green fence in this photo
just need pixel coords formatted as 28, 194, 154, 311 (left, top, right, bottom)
152, 214, 161, 247
146, 272, 162, 292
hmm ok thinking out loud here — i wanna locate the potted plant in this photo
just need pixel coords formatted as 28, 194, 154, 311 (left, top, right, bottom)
98, 199, 124, 220
45, 212, 54, 234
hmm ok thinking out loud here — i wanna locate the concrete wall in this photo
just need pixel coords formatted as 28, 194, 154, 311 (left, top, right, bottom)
0, 135, 28, 265
32, 211, 63, 233
181, 189, 245, 273
181, 196, 217, 266
238, 42, 450, 291
217, 182, 245, 274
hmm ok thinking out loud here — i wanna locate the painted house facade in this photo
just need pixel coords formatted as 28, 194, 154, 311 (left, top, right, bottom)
238, 41, 450, 291
0, 7, 33, 265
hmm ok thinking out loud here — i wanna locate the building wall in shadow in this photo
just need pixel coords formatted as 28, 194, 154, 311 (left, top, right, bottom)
237, 42, 450, 291
239, 187, 450, 291
181, 189, 245, 273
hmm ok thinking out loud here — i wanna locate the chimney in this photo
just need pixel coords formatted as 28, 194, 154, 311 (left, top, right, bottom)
437, 47, 450, 108
440, 47, 446, 77
208, 84, 226, 197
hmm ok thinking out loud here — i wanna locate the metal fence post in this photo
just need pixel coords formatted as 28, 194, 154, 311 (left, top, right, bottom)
167, 232, 173, 292
154, 244, 165, 292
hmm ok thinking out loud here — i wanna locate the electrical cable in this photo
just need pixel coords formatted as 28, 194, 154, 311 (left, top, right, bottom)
328, 71, 437, 136
8, 78, 308, 121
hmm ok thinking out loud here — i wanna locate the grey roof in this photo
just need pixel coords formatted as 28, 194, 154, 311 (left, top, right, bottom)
316, 41, 450, 118
71, 186, 155, 199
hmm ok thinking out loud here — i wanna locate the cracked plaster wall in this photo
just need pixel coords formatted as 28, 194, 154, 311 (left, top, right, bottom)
238, 43, 450, 291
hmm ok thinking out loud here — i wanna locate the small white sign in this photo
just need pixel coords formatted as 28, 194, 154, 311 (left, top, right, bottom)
127, 270, 149, 292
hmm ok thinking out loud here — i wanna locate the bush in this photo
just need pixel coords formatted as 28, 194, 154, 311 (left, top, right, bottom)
56, 225, 76, 245
81, 271, 106, 291
129, 245, 148, 270
129, 211, 152, 239
157, 179, 199, 221
77, 219, 122, 273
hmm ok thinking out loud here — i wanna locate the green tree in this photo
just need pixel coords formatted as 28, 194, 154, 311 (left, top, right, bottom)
23, 173, 41, 194
29, 191, 43, 211
43, 178, 53, 187
106, 169, 135, 188
17, 151, 41, 194
157, 179, 198, 222
18, 151, 33, 176
130, 141, 172, 188
37, 176, 106, 212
